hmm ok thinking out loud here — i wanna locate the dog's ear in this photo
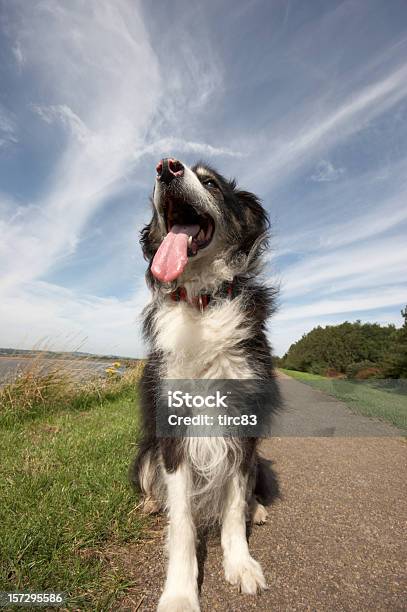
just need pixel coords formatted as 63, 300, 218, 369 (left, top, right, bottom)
140, 205, 162, 261
235, 189, 270, 257
235, 190, 269, 234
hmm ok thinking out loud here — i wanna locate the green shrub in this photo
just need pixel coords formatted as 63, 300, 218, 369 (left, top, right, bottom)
281, 316, 403, 376
346, 360, 382, 379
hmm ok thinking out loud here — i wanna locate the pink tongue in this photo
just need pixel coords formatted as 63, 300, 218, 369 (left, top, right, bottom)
151, 224, 200, 282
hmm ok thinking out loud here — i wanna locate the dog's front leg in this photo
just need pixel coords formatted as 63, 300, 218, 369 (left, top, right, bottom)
221, 473, 267, 594
158, 464, 200, 612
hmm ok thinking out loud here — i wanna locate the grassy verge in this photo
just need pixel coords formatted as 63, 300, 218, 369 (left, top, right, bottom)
0, 359, 144, 427
0, 365, 143, 610
279, 369, 407, 431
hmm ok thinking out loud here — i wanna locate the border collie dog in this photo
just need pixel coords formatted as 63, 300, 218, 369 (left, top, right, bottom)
132, 158, 279, 612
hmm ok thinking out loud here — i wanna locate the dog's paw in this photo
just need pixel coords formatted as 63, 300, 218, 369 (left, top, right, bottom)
157, 593, 200, 612
224, 555, 267, 594
142, 496, 161, 515
252, 502, 268, 525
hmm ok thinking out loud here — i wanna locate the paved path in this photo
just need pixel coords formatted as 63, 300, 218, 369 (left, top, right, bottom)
114, 378, 407, 611
272, 376, 401, 437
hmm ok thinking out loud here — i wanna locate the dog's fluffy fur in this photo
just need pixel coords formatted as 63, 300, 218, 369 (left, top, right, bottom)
131, 160, 280, 611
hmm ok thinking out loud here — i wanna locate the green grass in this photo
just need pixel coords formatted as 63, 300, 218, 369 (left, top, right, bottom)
279, 369, 327, 383
0, 360, 144, 427
0, 369, 143, 610
280, 369, 407, 431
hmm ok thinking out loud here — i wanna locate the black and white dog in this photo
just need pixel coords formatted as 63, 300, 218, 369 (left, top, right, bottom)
132, 158, 279, 612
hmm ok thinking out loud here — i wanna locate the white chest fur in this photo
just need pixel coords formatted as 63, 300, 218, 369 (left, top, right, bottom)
153, 298, 254, 379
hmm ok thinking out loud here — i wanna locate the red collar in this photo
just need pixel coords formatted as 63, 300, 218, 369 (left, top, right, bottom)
170, 281, 235, 311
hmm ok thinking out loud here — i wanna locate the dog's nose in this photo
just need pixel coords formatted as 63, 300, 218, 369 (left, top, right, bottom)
156, 158, 184, 185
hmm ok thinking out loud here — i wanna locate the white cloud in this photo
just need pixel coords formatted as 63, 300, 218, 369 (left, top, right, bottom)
0, 0, 234, 353
11, 40, 25, 69
243, 59, 407, 189
0, 105, 18, 148
270, 159, 407, 353
0, 1, 231, 295
310, 160, 344, 182
277, 286, 407, 322
0, 0, 162, 293
281, 235, 407, 299
274, 167, 407, 257
32, 104, 91, 144
0, 280, 149, 357
133, 137, 243, 162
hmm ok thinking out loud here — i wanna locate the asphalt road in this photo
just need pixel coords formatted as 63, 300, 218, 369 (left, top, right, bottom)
114, 376, 407, 611
272, 374, 401, 437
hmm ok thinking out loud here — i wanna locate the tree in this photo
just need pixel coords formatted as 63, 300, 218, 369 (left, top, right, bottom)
382, 306, 407, 378
281, 319, 397, 376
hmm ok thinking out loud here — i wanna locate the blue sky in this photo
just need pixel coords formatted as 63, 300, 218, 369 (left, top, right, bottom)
1, 0, 407, 357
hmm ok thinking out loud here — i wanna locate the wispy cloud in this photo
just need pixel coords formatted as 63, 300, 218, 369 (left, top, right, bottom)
274, 165, 407, 256
0, 1, 233, 295
310, 159, 344, 182
278, 286, 407, 321
133, 137, 243, 161
0, 106, 18, 148
11, 39, 25, 70
32, 104, 91, 144
0, 0, 163, 292
243, 58, 407, 189
281, 236, 407, 298
0, 0, 234, 354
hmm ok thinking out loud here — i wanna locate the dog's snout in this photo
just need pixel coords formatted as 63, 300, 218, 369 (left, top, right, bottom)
156, 158, 184, 185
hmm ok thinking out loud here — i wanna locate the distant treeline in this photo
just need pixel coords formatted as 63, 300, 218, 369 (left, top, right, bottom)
276, 306, 407, 379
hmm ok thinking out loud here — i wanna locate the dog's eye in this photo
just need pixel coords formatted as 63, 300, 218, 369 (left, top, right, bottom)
203, 179, 217, 189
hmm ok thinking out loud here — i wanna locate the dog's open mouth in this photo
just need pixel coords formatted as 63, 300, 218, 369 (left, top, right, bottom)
166, 197, 214, 255
151, 196, 215, 283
